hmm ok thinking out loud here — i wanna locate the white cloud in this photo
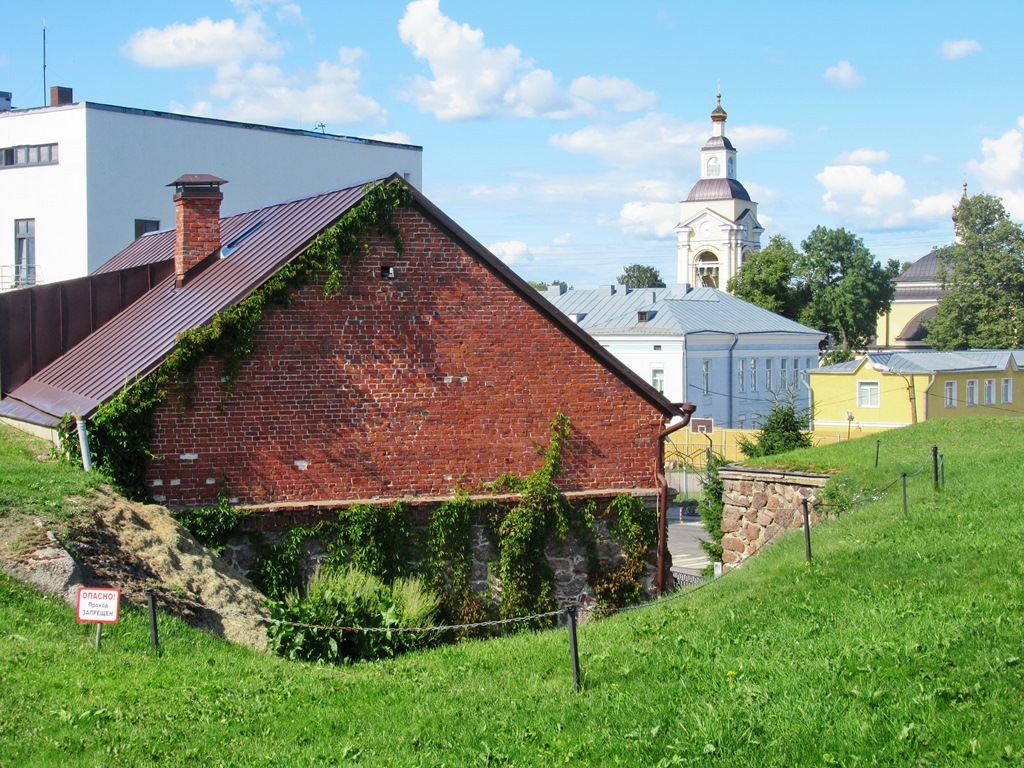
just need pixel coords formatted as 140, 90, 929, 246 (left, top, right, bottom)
550, 113, 788, 169
197, 48, 387, 125
488, 240, 532, 266
939, 39, 982, 60
967, 117, 1024, 187
823, 60, 863, 88
835, 148, 890, 165
552, 233, 572, 246
816, 165, 909, 228
123, 14, 282, 68
918, 153, 943, 165
616, 201, 678, 238
397, 0, 654, 120
911, 191, 960, 220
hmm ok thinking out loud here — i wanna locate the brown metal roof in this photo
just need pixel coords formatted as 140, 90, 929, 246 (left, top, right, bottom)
2, 176, 684, 428
1, 183, 367, 425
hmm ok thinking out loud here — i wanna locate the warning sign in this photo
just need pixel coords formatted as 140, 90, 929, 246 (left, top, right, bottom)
76, 587, 121, 624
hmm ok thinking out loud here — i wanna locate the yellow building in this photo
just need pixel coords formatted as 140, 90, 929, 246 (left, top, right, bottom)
875, 251, 945, 350
809, 350, 1024, 436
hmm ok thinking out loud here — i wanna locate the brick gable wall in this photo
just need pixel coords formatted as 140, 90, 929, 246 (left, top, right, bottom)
145, 206, 666, 507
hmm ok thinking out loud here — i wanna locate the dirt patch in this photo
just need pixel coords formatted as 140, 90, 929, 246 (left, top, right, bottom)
2, 486, 268, 651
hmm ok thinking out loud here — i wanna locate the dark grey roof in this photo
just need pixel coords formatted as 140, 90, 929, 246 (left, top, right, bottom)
544, 285, 823, 338
703, 135, 735, 151
893, 285, 945, 302
686, 178, 751, 202
2, 178, 683, 427
894, 250, 951, 283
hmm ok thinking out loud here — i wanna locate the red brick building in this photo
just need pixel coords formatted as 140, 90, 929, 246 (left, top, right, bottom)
1, 176, 686, 513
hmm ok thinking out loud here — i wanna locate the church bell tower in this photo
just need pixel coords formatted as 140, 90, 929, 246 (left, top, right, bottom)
676, 95, 763, 289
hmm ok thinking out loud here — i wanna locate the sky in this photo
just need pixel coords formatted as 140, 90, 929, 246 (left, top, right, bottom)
3, 0, 1024, 288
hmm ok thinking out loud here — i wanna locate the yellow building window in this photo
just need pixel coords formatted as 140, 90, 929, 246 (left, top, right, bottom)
857, 381, 880, 408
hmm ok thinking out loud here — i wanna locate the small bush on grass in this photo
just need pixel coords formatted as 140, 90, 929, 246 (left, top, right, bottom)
266, 566, 442, 664
173, 495, 244, 555
698, 456, 729, 571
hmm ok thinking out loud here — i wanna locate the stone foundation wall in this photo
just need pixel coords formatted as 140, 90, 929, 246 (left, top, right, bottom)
223, 494, 661, 611
718, 467, 830, 570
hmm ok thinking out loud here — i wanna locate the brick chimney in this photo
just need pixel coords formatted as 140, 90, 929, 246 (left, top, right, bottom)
50, 86, 73, 106
169, 175, 227, 288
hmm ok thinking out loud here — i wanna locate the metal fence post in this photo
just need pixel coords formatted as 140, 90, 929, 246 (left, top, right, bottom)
940, 454, 945, 489
875, 440, 880, 468
932, 445, 939, 490
147, 589, 160, 651
566, 604, 582, 691
902, 472, 908, 519
802, 498, 812, 564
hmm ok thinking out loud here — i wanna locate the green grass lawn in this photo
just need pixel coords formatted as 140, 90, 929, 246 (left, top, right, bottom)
1, 419, 1023, 766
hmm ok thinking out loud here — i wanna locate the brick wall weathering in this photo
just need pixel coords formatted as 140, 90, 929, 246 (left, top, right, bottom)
146, 206, 667, 508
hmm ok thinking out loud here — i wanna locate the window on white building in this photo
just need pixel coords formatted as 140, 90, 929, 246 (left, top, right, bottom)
945, 380, 957, 408
780, 358, 788, 388
765, 358, 773, 390
984, 378, 996, 406
737, 358, 744, 393
14, 219, 35, 287
966, 379, 978, 406
1002, 378, 1013, 404
750, 359, 758, 392
793, 358, 801, 386
1, 143, 58, 168
857, 381, 880, 408
652, 368, 665, 394
702, 360, 710, 395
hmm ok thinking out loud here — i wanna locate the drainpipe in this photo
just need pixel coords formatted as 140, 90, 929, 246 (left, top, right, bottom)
76, 417, 93, 472
726, 334, 739, 429
657, 402, 697, 596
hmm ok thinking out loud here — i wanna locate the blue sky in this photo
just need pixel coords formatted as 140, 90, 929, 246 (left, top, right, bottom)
3, 1, 1023, 288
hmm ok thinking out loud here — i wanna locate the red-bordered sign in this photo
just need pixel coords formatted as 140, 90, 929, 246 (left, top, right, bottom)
76, 587, 121, 624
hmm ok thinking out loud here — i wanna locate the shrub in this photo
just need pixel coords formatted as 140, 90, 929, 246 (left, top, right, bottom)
697, 456, 729, 569
173, 495, 244, 555
266, 566, 441, 664
738, 400, 812, 458
593, 494, 658, 610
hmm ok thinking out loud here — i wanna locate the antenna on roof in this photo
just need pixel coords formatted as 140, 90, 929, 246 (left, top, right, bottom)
42, 20, 47, 105
315, 122, 326, 134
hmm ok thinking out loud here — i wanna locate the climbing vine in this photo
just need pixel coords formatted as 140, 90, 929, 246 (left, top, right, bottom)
494, 412, 583, 624
592, 493, 659, 610
61, 180, 412, 500
249, 501, 413, 601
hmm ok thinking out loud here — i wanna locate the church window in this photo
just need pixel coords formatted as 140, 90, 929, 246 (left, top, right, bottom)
727, 157, 735, 177
706, 157, 720, 178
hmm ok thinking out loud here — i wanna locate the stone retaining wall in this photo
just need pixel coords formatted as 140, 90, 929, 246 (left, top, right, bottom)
718, 466, 830, 569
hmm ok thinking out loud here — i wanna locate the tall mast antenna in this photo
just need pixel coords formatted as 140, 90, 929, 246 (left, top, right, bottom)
43, 20, 48, 105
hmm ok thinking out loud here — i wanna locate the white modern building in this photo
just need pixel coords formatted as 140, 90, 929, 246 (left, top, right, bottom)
0, 88, 422, 289
676, 95, 763, 290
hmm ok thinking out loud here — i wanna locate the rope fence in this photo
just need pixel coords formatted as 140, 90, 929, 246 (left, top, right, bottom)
123, 442, 945, 692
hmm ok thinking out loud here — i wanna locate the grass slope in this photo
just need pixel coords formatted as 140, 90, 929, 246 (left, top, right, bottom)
1, 420, 1023, 766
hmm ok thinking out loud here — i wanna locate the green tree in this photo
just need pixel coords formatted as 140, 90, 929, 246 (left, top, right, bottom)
527, 279, 573, 292
727, 235, 809, 320
794, 227, 898, 363
737, 398, 812, 458
926, 193, 1024, 349
618, 264, 666, 289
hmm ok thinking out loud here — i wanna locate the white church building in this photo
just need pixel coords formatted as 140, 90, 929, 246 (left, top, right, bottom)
544, 97, 822, 431
0, 87, 422, 290
676, 95, 764, 290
